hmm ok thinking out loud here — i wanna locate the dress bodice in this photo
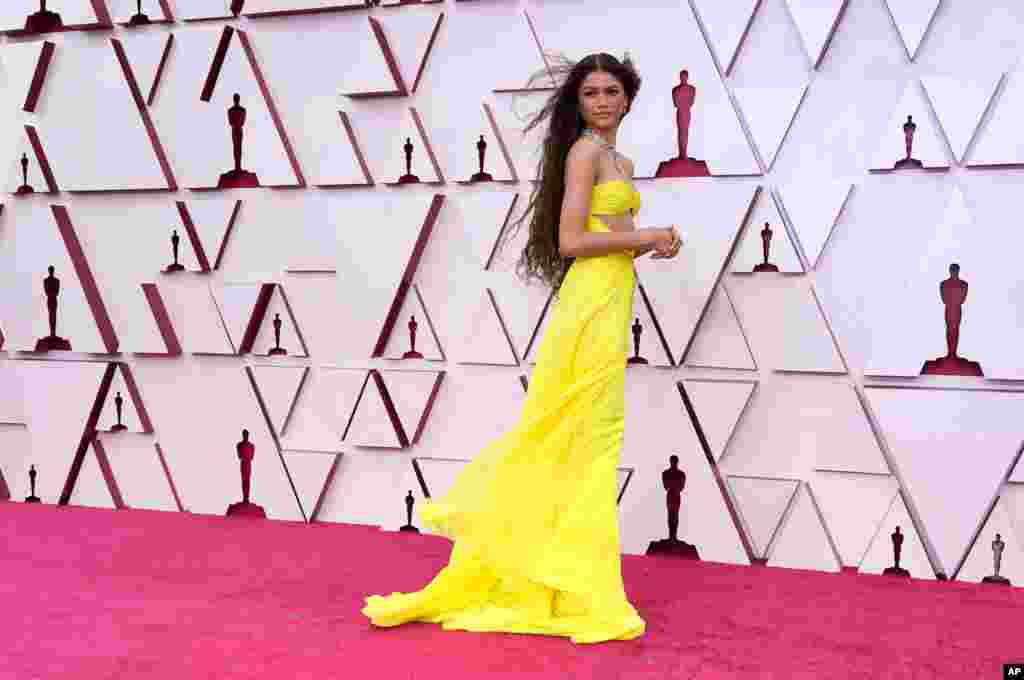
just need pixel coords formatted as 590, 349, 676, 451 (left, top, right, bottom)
588, 180, 641, 228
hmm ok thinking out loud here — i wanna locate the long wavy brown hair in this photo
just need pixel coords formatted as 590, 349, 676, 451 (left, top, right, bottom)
504, 52, 642, 296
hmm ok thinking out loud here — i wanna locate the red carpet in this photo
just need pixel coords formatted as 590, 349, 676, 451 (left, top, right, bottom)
1, 503, 1020, 679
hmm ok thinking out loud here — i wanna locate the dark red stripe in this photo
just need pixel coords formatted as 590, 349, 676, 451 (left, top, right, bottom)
24, 41, 56, 113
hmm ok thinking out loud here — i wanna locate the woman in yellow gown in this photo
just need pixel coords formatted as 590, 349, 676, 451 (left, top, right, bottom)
362, 53, 682, 644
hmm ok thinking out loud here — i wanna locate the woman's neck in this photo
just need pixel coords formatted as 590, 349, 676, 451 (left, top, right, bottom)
584, 125, 618, 148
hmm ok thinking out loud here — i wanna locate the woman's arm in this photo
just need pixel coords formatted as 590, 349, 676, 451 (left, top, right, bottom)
558, 141, 669, 258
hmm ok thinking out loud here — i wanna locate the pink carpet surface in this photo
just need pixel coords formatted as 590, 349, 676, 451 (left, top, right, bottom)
1, 502, 1021, 680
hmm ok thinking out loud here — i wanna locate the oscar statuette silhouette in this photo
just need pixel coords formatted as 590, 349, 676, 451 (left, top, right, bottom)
753, 222, 780, 272
34, 266, 72, 351
217, 94, 261, 189
397, 137, 420, 184
15, 153, 35, 195
399, 490, 420, 532
128, 0, 151, 25
893, 115, 924, 170
626, 317, 648, 365
401, 315, 423, 359
109, 391, 128, 432
920, 263, 983, 376
983, 533, 1010, 585
24, 0, 64, 35
883, 525, 910, 577
267, 313, 288, 356
656, 70, 710, 178
25, 465, 41, 503
226, 429, 266, 517
468, 135, 493, 183
164, 229, 185, 273
646, 455, 700, 558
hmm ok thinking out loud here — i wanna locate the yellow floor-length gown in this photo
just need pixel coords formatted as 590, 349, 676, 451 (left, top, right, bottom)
362, 179, 646, 644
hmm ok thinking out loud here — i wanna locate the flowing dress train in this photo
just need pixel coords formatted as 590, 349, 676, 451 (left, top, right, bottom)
362, 180, 645, 644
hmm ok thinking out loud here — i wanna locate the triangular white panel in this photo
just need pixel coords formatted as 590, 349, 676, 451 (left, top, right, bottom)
732, 83, 808, 171
282, 450, 338, 521
921, 74, 1001, 164
178, 198, 239, 272
316, 449, 408, 526
619, 372, 749, 565
489, 282, 550, 364
884, 0, 940, 60
383, 284, 444, 361
719, 380, 883, 482
251, 287, 308, 358
119, 32, 173, 105
378, 370, 441, 446
0, 363, 25, 424
692, 0, 761, 74
250, 366, 307, 436
682, 379, 756, 462
0, 41, 53, 110
416, 457, 467, 505
311, 104, 372, 187
869, 81, 950, 171
211, 283, 263, 353
635, 181, 758, 365
9, 206, 108, 353
957, 497, 1023, 584
0, 425, 34, 501
98, 369, 143, 434
375, 10, 443, 94
812, 386, 888, 474
729, 476, 799, 557
34, 41, 170, 191
346, 376, 404, 448
731, 191, 804, 273
453, 103, 517, 183
857, 185, 986, 377
729, 276, 845, 373
523, 294, 556, 365
159, 29, 301, 189
487, 92, 549, 180
95, 434, 178, 512
968, 71, 1024, 167
866, 387, 1024, 575
684, 285, 756, 370
381, 110, 443, 184
767, 483, 841, 572
860, 493, 933, 578
1006, 483, 1024, 539
282, 368, 366, 453
458, 288, 518, 366
785, 0, 847, 68
68, 450, 116, 510
156, 277, 234, 355
811, 471, 898, 567
775, 180, 852, 269
630, 277, 672, 367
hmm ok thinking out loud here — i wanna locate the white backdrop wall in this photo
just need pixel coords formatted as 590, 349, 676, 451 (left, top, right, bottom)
2, 0, 1024, 585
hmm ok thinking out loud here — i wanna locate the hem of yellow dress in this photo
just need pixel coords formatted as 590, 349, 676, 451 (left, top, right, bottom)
361, 499, 645, 643
362, 597, 645, 645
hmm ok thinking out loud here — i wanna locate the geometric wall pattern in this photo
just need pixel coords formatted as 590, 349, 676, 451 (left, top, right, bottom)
4, 0, 1024, 588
